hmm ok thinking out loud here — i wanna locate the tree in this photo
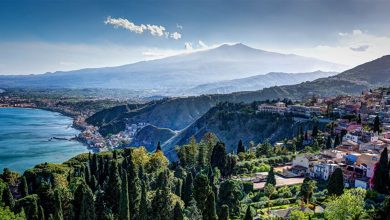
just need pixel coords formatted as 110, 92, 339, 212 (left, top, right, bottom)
105, 161, 121, 215
127, 152, 141, 220
181, 172, 194, 206
374, 115, 381, 134
79, 184, 96, 220
19, 176, 29, 197
219, 204, 229, 220
53, 190, 64, 220
334, 134, 340, 148
210, 142, 227, 176
119, 169, 130, 220
327, 168, 344, 196
2, 184, 15, 209
372, 147, 389, 194
324, 188, 368, 220
357, 114, 362, 124
156, 141, 162, 152
266, 167, 276, 186
14, 194, 39, 220
312, 124, 319, 137
300, 177, 315, 204
138, 181, 148, 220
244, 205, 253, 220
219, 180, 243, 217
375, 195, 390, 219
290, 210, 310, 220
264, 183, 275, 214
326, 136, 332, 149
237, 139, 245, 154
193, 174, 211, 213
173, 202, 184, 220
184, 199, 202, 220
203, 191, 217, 220
256, 139, 272, 157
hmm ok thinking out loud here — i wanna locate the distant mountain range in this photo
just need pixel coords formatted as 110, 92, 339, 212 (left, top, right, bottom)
0, 43, 344, 95
186, 71, 338, 95
86, 55, 390, 159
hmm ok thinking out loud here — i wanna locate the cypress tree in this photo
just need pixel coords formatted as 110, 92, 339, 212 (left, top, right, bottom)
327, 168, 344, 196
244, 205, 253, 220
203, 191, 217, 220
173, 202, 184, 220
312, 124, 319, 137
181, 172, 194, 206
326, 136, 332, 149
374, 115, 381, 133
156, 141, 162, 152
119, 169, 130, 220
38, 205, 45, 220
237, 139, 245, 154
210, 142, 227, 176
94, 188, 106, 220
219, 204, 229, 220
53, 190, 64, 220
333, 134, 340, 148
105, 160, 121, 215
79, 184, 96, 220
138, 181, 148, 220
193, 174, 211, 213
128, 152, 141, 220
19, 176, 29, 197
266, 167, 276, 186
372, 147, 389, 194
2, 184, 15, 209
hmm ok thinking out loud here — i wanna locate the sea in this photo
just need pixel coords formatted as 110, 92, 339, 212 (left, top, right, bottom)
0, 108, 88, 173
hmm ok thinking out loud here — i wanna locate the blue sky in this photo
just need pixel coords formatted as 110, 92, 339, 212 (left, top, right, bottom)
1, 0, 390, 74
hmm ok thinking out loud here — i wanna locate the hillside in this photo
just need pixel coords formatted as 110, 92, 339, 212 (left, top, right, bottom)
162, 102, 325, 160
0, 43, 343, 95
87, 55, 389, 141
186, 71, 338, 95
129, 125, 176, 152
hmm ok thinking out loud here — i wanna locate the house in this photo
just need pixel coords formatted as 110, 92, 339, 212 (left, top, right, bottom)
257, 103, 287, 115
322, 150, 346, 162
310, 163, 338, 180
289, 155, 310, 176
356, 153, 380, 178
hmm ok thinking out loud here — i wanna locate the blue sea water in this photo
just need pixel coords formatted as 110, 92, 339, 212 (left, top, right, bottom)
0, 108, 88, 173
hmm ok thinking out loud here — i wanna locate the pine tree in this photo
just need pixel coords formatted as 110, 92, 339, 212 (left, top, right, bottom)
181, 172, 194, 206
203, 191, 217, 220
219, 204, 229, 220
19, 176, 29, 197
244, 205, 253, 220
119, 169, 130, 220
173, 202, 184, 220
237, 139, 245, 154
372, 147, 389, 194
2, 184, 15, 209
327, 168, 344, 196
266, 167, 276, 186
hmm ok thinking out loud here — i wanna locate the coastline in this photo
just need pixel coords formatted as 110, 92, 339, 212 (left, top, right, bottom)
0, 106, 95, 150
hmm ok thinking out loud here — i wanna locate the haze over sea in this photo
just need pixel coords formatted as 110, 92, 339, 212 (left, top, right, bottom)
0, 108, 88, 173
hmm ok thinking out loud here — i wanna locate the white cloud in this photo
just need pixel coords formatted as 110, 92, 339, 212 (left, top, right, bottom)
105, 16, 181, 40
170, 32, 182, 40
198, 40, 208, 48
184, 42, 193, 50
176, 24, 183, 29
350, 45, 370, 52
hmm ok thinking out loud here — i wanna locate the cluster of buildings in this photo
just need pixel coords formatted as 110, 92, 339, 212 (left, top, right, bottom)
257, 102, 322, 118
273, 89, 390, 189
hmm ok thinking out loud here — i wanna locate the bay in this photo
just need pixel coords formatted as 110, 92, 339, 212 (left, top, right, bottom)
0, 108, 88, 173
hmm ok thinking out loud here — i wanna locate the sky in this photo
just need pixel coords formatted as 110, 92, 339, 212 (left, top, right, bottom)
1, 0, 390, 75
